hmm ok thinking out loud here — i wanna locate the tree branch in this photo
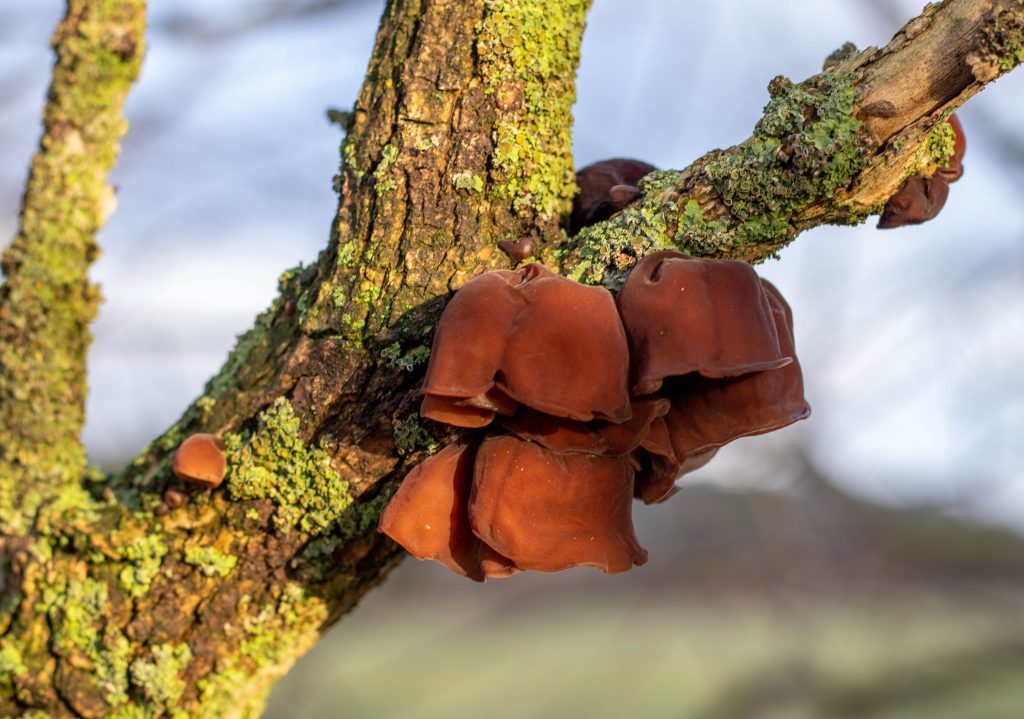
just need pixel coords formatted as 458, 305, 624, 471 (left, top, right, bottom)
559, 0, 1024, 285
0, 1, 1020, 717
0, 0, 146, 533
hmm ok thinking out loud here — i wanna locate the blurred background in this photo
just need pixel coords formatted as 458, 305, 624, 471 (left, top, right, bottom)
3, 1, 1023, 717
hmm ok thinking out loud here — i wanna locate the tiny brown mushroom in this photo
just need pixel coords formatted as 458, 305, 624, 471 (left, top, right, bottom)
162, 488, 189, 510
569, 158, 657, 235
617, 251, 791, 395
172, 433, 227, 488
379, 442, 518, 581
469, 434, 648, 573
607, 184, 643, 210
497, 236, 535, 262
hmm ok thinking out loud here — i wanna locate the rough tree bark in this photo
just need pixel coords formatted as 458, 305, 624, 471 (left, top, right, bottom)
0, 0, 1021, 716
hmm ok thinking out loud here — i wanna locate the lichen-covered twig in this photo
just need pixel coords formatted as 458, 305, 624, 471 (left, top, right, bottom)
559, 0, 1024, 287
0, 0, 146, 532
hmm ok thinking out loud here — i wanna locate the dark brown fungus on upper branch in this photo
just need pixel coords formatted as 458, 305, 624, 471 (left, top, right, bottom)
421, 263, 631, 425
568, 158, 657, 235
879, 114, 966, 229
877, 175, 951, 228
379, 442, 518, 581
617, 251, 790, 395
469, 435, 648, 573
172, 433, 227, 488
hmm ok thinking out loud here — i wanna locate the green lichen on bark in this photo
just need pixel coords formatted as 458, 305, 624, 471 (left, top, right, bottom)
477, 0, 590, 217
194, 583, 328, 719
978, 7, 1024, 71
224, 398, 354, 535
561, 170, 680, 288
703, 72, 866, 250
183, 546, 237, 578
926, 118, 957, 167
563, 71, 870, 286
0, 0, 146, 532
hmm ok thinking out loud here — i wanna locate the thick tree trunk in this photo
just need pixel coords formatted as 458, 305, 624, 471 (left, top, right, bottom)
0, 0, 1021, 716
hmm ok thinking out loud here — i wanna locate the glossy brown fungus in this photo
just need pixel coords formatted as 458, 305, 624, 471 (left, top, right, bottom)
171, 433, 227, 488
469, 435, 648, 573
421, 263, 631, 424
617, 251, 791, 395
879, 113, 965, 229
569, 158, 657, 235
379, 442, 518, 581
384, 255, 811, 579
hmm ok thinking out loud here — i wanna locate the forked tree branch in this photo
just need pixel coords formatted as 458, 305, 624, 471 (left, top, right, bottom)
0, 1, 1020, 717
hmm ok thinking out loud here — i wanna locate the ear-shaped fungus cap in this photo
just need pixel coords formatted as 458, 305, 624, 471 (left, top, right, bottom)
420, 270, 526, 427
877, 175, 950, 229
422, 263, 631, 424
655, 279, 810, 459
617, 251, 791, 395
569, 158, 657, 235
501, 398, 669, 457
172, 434, 227, 488
469, 435, 648, 573
379, 442, 518, 581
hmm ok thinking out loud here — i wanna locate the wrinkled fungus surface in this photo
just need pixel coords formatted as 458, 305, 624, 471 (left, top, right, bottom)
382, 252, 810, 580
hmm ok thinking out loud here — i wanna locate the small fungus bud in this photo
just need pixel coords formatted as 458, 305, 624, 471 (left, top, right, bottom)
172, 433, 227, 488
497, 237, 535, 262
163, 487, 189, 509
284, 299, 297, 316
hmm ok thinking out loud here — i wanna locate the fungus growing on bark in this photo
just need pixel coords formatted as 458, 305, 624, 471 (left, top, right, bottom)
569, 158, 657, 234
616, 251, 791, 395
383, 252, 810, 579
379, 442, 518, 581
470, 435, 647, 573
171, 433, 227, 488
879, 114, 966, 229
420, 262, 631, 425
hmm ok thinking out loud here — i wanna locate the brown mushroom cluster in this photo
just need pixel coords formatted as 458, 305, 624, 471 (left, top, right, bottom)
380, 252, 810, 581
879, 114, 966, 229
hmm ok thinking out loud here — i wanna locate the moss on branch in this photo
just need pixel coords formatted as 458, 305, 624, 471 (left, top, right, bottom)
0, 0, 146, 532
